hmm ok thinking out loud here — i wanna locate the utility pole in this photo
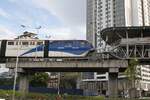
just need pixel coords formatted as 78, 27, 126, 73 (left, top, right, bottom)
141, 0, 145, 26
12, 25, 26, 100
35, 26, 41, 59
57, 72, 60, 95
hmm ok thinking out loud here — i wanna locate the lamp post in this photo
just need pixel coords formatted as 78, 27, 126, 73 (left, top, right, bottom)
57, 72, 60, 95
35, 26, 41, 59
12, 25, 26, 100
19, 25, 41, 58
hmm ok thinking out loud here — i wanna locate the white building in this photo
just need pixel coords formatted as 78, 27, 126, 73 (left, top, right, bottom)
139, 65, 150, 91
87, 0, 150, 48
83, 0, 150, 94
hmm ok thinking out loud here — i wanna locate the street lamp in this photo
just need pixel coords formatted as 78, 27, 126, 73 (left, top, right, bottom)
12, 25, 26, 100
58, 72, 61, 95
19, 25, 41, 58
57, 72, 61, 100
35, 26, 41, 59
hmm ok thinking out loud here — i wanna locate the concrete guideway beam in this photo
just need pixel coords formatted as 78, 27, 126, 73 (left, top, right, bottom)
6, 60, 127, 98
6, 60, 128, 69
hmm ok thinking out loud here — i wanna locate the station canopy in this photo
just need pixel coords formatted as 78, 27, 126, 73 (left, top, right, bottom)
101, 26, 150, 45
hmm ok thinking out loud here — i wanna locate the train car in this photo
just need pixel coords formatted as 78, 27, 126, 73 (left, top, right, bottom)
0, 40, 7, 62
0, 40, 1, 58
5, 40, 44, 58
0, 39, 94, 59
47, 40, 94, 57
22, 40, 94, 57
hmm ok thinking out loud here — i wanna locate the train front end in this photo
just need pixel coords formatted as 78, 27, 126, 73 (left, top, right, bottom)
48, 40, 94, 57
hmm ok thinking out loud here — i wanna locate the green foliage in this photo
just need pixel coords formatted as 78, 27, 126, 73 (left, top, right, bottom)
0, 89, 105, 100
125, 58, 140, 97
29, 72, 49, 87
0, 78, 14, 86
60, 72, 80, 89
0, 90, 50, 100
0, 90, 22, 99
26, 92, 49, 100
125, 59, 139, 81
61, 95, 105, 100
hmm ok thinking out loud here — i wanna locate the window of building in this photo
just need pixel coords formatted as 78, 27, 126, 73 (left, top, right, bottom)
8, 42, 14, 45
30, 42, 35, 45
97, 76, 106, 79
22, 42, 28, 45
37, 42, 43, 45
16, 42, 21, 45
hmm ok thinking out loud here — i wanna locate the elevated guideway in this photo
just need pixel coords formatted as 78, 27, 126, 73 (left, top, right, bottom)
5, 57, 127, 98
100, 26, 150, 61
6, 58, 127, 72
4, 26, 150, 98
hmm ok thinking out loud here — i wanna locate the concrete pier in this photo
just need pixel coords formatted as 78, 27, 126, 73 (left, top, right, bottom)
18, 73, 29, 94
108, 73, 118, 98
5, 59, 128, 98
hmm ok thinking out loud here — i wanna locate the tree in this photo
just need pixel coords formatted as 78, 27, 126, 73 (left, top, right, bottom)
125, 58, 140, 98
30, 72, 49, 87
125, 59, 139, 87
60, 72, 80, 89
0, 78, 14, 86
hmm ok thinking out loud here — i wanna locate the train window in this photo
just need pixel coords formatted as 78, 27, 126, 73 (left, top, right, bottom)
37, 42, 43, 45
22, 42, 28, 45
66, 44, 72, 47
64, 41, 72, 47
81, 42, 85, 45
30, 42, 35, 45
16, 42, 21, 45
8, 42, 14, 45
55, 41, 61, 46
81, 42, 85, 46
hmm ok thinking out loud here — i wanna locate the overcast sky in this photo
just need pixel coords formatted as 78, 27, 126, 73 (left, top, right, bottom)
0, 0, 86, 40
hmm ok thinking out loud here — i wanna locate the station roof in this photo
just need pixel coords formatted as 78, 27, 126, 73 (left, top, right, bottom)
101, 26, 150, 45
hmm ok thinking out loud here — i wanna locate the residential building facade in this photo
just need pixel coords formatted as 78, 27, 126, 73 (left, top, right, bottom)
86, 0, 150, 48
83, 0, 150, 95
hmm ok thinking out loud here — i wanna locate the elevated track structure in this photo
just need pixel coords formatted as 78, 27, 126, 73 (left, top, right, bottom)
3, 26, 150, 98
100, 27, 150, 62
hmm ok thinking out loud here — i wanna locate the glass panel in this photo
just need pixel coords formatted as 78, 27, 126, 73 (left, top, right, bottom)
37, 42, 43, 45
22, 42, 28, 45
8, 42, 14, 45
30, 42, 35, 45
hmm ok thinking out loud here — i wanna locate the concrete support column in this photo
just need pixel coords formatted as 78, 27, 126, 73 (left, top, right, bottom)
18, 73, 29, 94
108, 68, 118, 98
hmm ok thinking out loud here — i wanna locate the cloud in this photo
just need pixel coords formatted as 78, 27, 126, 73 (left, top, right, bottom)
0, 8, 10, 18
32, 0, 86, 26
0, 25, 16, 39
0, 0, 86, 40
31, 0, 86, 40
8, 0, 17, 2
36, 27, 84, 40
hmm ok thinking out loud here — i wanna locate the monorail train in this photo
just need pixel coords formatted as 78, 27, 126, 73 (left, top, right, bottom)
0, 40, 94, 59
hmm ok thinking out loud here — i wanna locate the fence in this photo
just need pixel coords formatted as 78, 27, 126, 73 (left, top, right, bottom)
0, 85, 83, 95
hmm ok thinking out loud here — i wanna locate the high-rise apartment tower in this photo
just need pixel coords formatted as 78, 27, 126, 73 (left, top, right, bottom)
86, 0, 150, 48
83, 0, 150, 95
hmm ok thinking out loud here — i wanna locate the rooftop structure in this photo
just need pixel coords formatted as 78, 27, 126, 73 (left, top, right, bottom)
101, 26, 150, 45
15, 31, 38, 40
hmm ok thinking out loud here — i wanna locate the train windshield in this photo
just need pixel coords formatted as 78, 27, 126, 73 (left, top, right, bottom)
0, 41, 1, 55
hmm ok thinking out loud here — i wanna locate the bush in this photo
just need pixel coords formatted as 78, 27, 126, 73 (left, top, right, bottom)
0, 89, 105, 100
0, 90, 22, 99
